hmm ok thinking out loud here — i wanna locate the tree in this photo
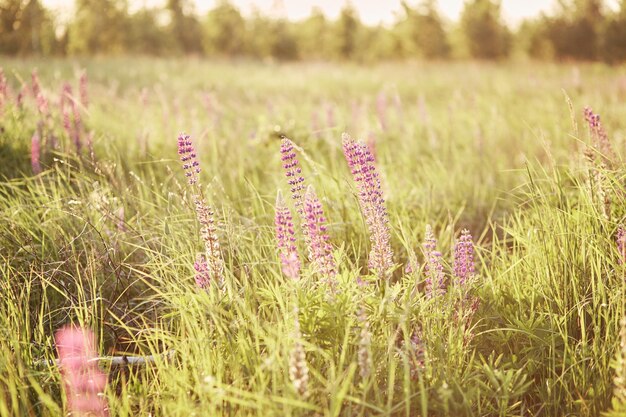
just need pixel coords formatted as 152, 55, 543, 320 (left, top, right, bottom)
203, 0, 247, 57
602, 0, 626, 63
295, 8, 331, 60
544, 0, 603, 60
333, 4, 361, 60
126, 8, 173, 55
395, 0, 450, 59
67, 0, 129, 54
0, 0, 57, 55
167, 0, 203, 54
460, 0, 511, 59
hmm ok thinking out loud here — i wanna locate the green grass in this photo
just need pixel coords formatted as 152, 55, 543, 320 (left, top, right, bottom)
1, 57, 626, 416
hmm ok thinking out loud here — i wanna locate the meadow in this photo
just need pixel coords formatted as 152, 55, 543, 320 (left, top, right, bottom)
1, 57, 626, 416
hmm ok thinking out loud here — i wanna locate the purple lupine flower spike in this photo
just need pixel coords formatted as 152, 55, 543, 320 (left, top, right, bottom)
342, 133, 393, 279
584, 106, 615, 163
423, 225, 445, 298
177, 133, 225, 288
303, 185, 336, 278
177, 133, 201, 186
194, 255, 211, 289
275, 190, 301, 280
453, 229, 475, 286
31, 70, 49, 118
280, 137, 306, 215
61, 83, 73, 139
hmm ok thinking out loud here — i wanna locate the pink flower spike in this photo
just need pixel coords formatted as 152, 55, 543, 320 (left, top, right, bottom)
342, 133, 393, 279
453, 229, 475, 286
303, 185, 336, 278
55, 326, 109, 417
423, 225, 445, 298
275, 190, 301, 280
280, 137, 306, 215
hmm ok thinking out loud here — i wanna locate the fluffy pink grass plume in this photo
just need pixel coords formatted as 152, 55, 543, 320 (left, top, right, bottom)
423, 225, 445, 298
177, 133, 225, 288
31, 70, 49, 118
342, 133, 393, 279
584, 106, 615, 163
275, 190, 301, 280
453, 229, 475, 286
303, 185, 336, 278
280, 137, 306, 215
31, 123, 42, 174
55, 326, 108, 417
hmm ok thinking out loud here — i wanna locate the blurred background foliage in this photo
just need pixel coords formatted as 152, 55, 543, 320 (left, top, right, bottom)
1, 0, 626, 62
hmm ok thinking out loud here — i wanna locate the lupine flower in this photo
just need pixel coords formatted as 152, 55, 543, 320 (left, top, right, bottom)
79, 71, 89, 110
617, 226, 626, 265
326, 103, 335, 128
584, 106, 615, 164
55, 326, 109, 417
194, 255, 211, 289
177, 133, 225, 288
453, 229, 475, 287
423, 225, 445, 297
280, 137, 306, 215
178, 133, 201, 186
584, 147, 611, 220
31, 123, 42, 174
342, 133, 393, 279
357, 308, 372, 380
289, 309, 309, 398
613, 316, 626, 405
303, 186, 336, 278
275, 190, 301, 280
31, 70, 49, 118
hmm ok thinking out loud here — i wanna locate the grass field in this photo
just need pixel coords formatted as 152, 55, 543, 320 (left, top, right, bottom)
1, 57, 626, 416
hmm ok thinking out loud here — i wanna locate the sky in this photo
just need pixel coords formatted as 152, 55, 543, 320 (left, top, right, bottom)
41, 0, 620, 26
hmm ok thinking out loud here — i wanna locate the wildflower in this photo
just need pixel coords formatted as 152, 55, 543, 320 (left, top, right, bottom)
423, 225, 445, 297
289, 309, 309, 398
177, 133, 225, 288
357, 308, 372, 380
31, 70, 49, 118
584, 106, 615, 164
303, 186, 336, 278
31, 123, 42, 174
280, 137, 306, 215
453, 229, 475, 287
55, 326, 109, 417
618, 226, 626, 265
408, 330, 426, 379
342, 133, 393, 279
275, 190, 300, 280
194, 255, 211, 289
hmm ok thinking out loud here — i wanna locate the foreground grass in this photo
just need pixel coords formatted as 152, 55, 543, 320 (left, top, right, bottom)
0, 58, 626, 416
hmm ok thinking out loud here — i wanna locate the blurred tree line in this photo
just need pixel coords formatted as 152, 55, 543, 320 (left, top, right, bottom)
1, 0, 626, 62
